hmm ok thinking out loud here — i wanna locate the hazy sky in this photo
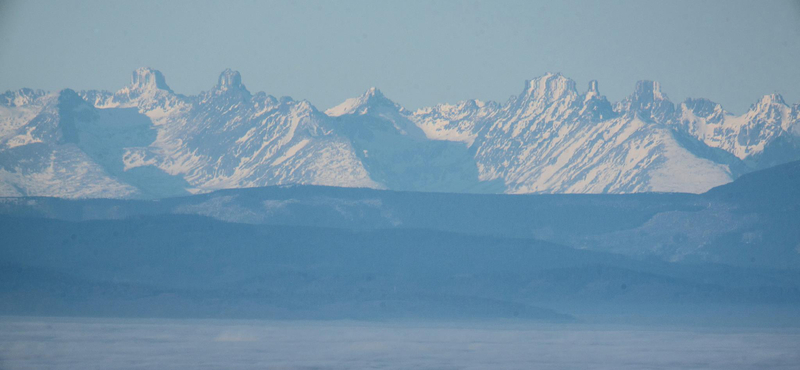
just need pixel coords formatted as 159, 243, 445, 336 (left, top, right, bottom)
1, 0, 799, 113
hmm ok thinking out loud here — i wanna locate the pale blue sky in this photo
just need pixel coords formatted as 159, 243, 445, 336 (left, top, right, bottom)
1, 0, 799, 113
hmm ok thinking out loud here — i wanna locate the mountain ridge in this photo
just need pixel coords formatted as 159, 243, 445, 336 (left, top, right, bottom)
1, 68, 798, 198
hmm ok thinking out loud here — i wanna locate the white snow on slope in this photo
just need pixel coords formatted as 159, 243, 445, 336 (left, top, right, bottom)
1, 69, 797, 198
673, 95, 798, 159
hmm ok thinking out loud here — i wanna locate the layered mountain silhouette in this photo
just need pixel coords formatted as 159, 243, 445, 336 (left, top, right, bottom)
1, 159, 799, 323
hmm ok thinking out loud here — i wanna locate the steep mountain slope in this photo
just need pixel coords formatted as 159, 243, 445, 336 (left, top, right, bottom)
84, 68, 378, 194
413, 74, 797, 193
672, 94, 800, 163
326, 87, 495, 192
1, 69, 798, 198
480, 77, 732, 193
410, 99, 501, 146
0, 89, 145, 198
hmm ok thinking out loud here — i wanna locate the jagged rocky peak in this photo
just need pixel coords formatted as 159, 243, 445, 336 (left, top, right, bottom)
588, 80, 599, 93
681, 98, 722, 117
631, 80, 668, 103
1, 88, 47, 107
618, 80, 675, 122
584, 80, 601, 100
745, 93, 790, 124
130, 67, 172, 93
216, 69, 248, 93
521, 72, 578, 102
581, 80, 614, 121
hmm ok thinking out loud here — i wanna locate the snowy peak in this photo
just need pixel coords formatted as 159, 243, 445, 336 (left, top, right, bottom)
757, 93, 787, 106
671, 91, 799, 161
98, 68, 183, 110
749, 93, 788, 118
743, 93, 793, 133
325, 87, 401, 117
521, 73, 578, 102
129, 67, 172, 93
358, 87, 393, 107
748, 93, 788, 116
677, 98, 727, 126
413, 99, 501, 146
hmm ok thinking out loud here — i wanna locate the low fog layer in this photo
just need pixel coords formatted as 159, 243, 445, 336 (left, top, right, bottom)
2, 318, 799, 370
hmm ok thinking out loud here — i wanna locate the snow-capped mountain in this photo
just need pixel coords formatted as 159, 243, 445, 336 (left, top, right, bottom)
0, 89, 142, 198
109, 68, 378, 194
414, 74, 799, 193
0, 69, 798, 198
672, 94, 800, 165
414, 75, 735, 193
325, 87, 493, 193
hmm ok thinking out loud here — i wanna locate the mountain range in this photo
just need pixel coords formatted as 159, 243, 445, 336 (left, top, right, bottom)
1, 68, 798, 198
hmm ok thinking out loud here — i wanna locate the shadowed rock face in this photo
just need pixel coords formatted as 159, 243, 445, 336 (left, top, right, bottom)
217, 69, 245, 91
130, 67, 172, 93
